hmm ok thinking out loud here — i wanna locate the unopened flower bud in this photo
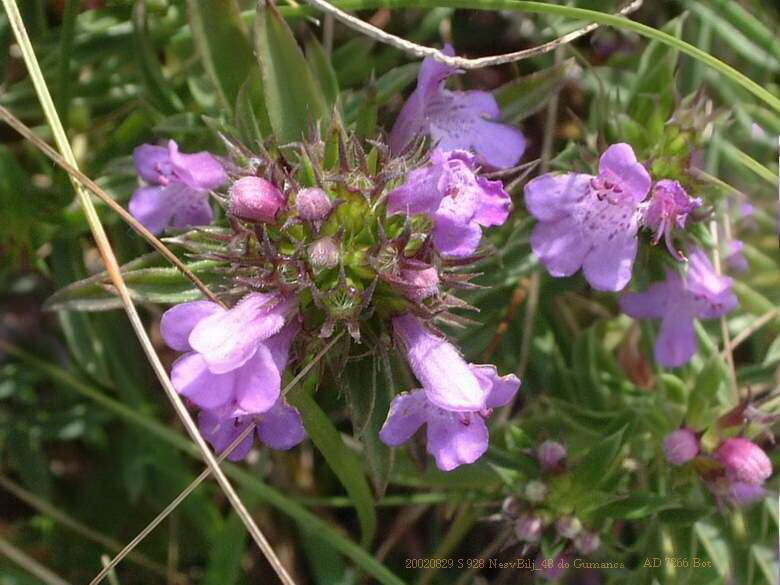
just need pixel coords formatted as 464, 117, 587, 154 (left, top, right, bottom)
663, 428, 700, 465
524, 480, 547, 503
537, 440, 567, 471
574, 531, 600, 554
556, 515, 582, 539
514, 514, 543, 542
399, 262, 439, 302
230, 176, 285, 223
308, 237, 340, 269
717, 438, 772, 485
296, 187, 333, 221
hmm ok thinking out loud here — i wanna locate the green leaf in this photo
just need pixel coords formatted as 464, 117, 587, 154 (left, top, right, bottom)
235, 71, 273, 146
592, 494, 677, 520
695, 519, 732, 577
344, 63, 419, 124
343, 351, 377, 435
687, 353, 728, 429
658, 507, 710, 525
298, 524, 351, 585
132, 1, 183, 114
571, 423, 628, 490
287, 373, 377, 547
44, 252, 224, 311
306, 34, 340, 108
733, 281, 780, 335
188, 0, 255, 115
627, 14, 686, 123
254, 0, 329, 145
204, 512, 249, 585
684, 1, 780, 71
751, 544, 779, 585
0, 145, 53, 258
361, 351, 397, 497
354, 82, 378, 139
495, 59, 576, 123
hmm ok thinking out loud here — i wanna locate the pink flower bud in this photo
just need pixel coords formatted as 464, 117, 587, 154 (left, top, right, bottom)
399, 263, 440, 302
663, 428, 700, 465
308, 237, 340, 269
717, 438, 772, 485
556, 515, 582, 539
514, 514, 543, 542
296, 187, 333, 221
230, 176, 285, 223
537, 440, 567, 471
574, 531, 600, 555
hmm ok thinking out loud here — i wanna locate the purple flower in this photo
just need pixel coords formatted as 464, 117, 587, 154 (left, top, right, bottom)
537, 440, 567, 472
393, 312, 511, 411
390, 44, 526, 169
643, 179, 701, 260
726, 240, 749, 272
388, 150, 512, 257
161, 294, 298, 414
663, 428, 700, 465
130, 140, 227, 234
198, 398, 306, 461
716, 438, 772, 485
230, 176, 286, 223
379, 362, 520, 470
524, 143, 651, 291
620, 248, 738, 367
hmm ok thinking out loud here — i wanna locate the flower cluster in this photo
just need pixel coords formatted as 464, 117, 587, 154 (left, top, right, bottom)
663, 428, 773, 508
127, 47, 525, 468
499, 441, 602, 565
524, 142, 737, 368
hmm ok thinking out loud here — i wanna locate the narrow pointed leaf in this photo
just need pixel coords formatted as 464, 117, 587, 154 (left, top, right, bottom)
235, 71, 272, 146
254, 0, 328, 145
133, 1, 183, 114
287, 373, 377, 547
495, 59, 576, 123
45, 253, 224, 311
305, 34, 340, 108
188, 0, 255, 115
